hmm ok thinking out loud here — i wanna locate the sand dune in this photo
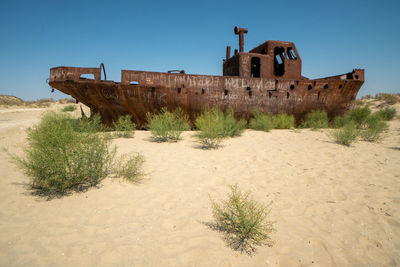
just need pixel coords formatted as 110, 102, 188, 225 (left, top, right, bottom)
0, 104, 399, 266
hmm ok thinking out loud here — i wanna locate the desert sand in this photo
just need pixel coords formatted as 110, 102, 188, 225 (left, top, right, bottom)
0, 103, 399, 266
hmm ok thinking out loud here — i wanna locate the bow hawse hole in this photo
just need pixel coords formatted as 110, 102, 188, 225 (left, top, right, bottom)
80, 74, 94, 80
201, 88, 205, 94
224, 90, 229, 96
177, 88, 181, 94
308, 85, 313, 90
324, 84, 328, 90
290, 84, 295, 90
339, 84, 343, 89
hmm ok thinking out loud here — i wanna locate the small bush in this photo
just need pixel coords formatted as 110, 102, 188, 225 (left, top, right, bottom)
113, 115, 136, 138
360, 114, 388, 142
195, 107, 246, 149
115, 153, 145, 183
221, 108, 247, 137
348, 106, 371, 127
67, 114, 107, 133
62, 105, 77, 112
375, 93, 398, 105
146, 107, 190, 142
354, 99, 364, 106
272, 113, 295, 129
211, 184, 274, 254
332, 114, 352, 128
375, 107, 396, 121
332, 122, 359, 146
301, 110, 329, 130
249, 111, 275, 132
13, 112, 114, 197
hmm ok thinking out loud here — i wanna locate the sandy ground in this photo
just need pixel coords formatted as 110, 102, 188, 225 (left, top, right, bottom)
0, 104, 399, 266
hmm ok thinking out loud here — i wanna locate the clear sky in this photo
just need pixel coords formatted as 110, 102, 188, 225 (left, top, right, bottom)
0, 0, 399, 100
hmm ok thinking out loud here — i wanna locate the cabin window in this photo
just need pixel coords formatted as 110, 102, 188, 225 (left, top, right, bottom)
274, 46, 285, 76
251, 57, 260, 78
287, 47, 297, 60
80, 74, 95, 80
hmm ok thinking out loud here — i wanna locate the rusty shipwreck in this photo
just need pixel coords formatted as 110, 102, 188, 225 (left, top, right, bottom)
49, 26, 364, 126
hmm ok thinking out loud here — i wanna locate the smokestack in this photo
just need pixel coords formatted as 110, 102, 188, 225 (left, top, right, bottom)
226, 46, 231, 60
234, 26, 248, 53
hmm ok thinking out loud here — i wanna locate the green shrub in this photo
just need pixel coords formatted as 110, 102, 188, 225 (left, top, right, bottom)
348, 106, 371, 127
249, 111, 275, 132
375, 107, 397, 121
375, 93, 398, 105
115, 153, 145, 183
332, 122, 359, 146
113, 115, 136, 138
146, 107, 190, 142
332, 114, 352, 128
272, 113, 295, 129
301, 110, 329, 130
211, 184, 274, 254
195, 107, 246, 149
61, 105, 77, 112
13, 112, 114, 197
354, 99, 364, 106
66, 114, 107, 133
360, 114, 388, 142
222, 108, 247, 137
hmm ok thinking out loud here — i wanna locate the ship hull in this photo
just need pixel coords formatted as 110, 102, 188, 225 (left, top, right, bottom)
49, 67, 364, 127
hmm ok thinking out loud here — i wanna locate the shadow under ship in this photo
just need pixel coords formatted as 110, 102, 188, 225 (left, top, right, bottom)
49, 26, 364, 126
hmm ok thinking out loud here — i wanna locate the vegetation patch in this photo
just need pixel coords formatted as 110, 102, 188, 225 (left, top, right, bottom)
146, 107, 190, 142
248, 111, 275, 132
113, 115, 136, 138
115, 153, 145, 183
375, 107, 397, 121
301, 110, 329, 130
375, 93, 399, 105
271, 113, 295, 129
195, 107, 246, 149
13, 112, 115, 198
210, 184, 275, 254
332, 122, 359, 146
359, 114, 388, 142
61, 105, 77, 112
348, 106, 371, 127
0, 95, 24, 106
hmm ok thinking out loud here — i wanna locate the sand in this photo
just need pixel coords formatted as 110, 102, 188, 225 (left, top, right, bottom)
0, 103, 399, 266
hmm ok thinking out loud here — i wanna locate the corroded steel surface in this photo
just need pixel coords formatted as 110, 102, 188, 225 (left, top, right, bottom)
49, 27, 364, 126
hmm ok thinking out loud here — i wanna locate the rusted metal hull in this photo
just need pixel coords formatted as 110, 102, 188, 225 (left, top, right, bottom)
49, 67, 364, 127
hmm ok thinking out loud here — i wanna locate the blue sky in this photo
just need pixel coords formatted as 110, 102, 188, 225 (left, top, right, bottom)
0, 0, 399, 100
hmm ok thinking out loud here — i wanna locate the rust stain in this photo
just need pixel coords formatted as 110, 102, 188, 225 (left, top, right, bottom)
49, 27, 364, 126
